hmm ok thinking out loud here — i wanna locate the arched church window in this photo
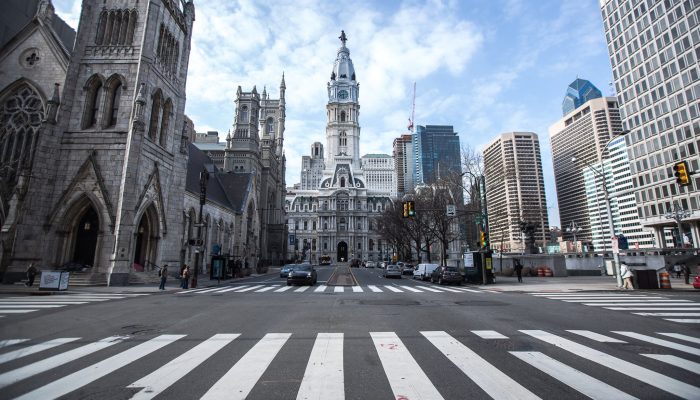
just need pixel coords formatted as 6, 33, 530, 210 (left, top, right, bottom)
266, 117, 274, 135
95, 11, 108, 44
159, 98, 172, 146
340, 111, 346, 122
110, 10, 122, 45
148, 89, 162, 141
104, 77, 122, 127
82, 76, 103, 129
340, 177, 345, 187
0, 83, 44, 178
125, 10, 137, 44
240, 106, 249, 123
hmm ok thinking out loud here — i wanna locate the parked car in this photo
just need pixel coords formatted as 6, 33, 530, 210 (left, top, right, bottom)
280, 264, 295, 278
402, 264, 415, 275
383, 264, 402, 279
413, 263, 439, 281
379, 261, 387, 269
365, 261, 376, 268
286, 264, 317, 286
430, 266, 462, 285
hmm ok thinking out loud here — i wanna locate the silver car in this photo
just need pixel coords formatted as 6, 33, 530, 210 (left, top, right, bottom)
383, 264, 402, 279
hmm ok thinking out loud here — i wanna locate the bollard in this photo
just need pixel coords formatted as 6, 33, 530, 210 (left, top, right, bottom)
659, 271, 671, 289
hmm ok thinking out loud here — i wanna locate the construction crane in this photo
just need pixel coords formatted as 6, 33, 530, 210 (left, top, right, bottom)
407, 82, 416, 133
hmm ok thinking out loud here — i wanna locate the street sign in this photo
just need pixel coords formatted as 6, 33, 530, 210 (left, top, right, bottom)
446, 204, 456, 217
288, 234, 295, 245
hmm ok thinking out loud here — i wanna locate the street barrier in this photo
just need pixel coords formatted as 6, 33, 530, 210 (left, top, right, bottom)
659, 271, 671, 289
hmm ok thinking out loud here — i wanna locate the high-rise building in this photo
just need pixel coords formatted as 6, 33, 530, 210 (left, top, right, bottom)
562, 78, 603, 116
361, 154, 396, 197
413, 125, 461, 186
601, 0, 700, 247
393, 134, 413, 197
550, 97, 623, 246
300, 142, 325, 190
483, 132, 549, 252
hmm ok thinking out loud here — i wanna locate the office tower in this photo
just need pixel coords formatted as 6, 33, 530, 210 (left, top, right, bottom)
361, 154, 397, 197
550, 97, 623, 246
413, 125, 461, 186
300, 142, 325, 190
562, 78, 603, 116
483, 132, 549, 253
601, 0, 700, 247
393, 134, 414, 196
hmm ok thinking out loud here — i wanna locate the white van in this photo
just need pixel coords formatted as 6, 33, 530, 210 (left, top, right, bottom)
413, 263, 439, 281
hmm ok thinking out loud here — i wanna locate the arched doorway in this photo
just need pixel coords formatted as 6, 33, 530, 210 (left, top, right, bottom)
72, 206, 99, 266
133, 205, 158, 271
337, 241, 348, 262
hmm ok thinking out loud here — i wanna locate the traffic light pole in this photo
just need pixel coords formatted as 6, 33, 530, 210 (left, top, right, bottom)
193, 168, 209, 288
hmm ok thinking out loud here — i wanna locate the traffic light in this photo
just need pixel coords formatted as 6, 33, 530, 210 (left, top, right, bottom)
480, 230, 490, 249
673, 161, 690, 185
402, 202, 409, 218
407, 201, 415, 217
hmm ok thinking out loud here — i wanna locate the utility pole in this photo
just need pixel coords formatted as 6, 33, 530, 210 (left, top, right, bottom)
193, 167, 209, 288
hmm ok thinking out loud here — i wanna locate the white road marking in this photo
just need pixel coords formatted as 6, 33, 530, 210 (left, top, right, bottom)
0, 309, 38, 313
559, 297, 668, 301
297, 333, 344, 400
128, 334, 239, 400
334, 286, 345, 293
399, 285, 423, 293
0, 304, 65, 308
383, 286, 403, 293
585, 303, 697, 307
236, 285, 265, 292
419, 286, 444, 293
633, 313, 700, 317
641, 354, 700, 374
352, 286, 363, 293
521, 330, 700, 399
0, 336, 127, 389
15, 335, 184, 400
254, 286, 278, 293
0, 339, 28, 349
294, 286, 310, 293
663, 318, 700, 323
606, 307, 700, 311
566, 330, 627, 343
201, 333, 291, 400
274, 286, 294, 293
314, 285, 327, 293
195, 287, 226, 293
612, 332, 700, 356
367, 285, 382, 292
656, 332, 700, 345
510, 351, 636, 400
216, 285, 251, 293
423, 331, 540, 400
452, 287, 483, 293
436, 286, 462, 293
371, 332, 445, 400
471, 330, 508, 339
0, 301, 87, 305
566, 299, 692, 303
0, 338, 80, 365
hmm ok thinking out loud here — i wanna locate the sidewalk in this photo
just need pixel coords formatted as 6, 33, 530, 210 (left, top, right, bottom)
0, 269, 280, 295
478, 275, 699, 293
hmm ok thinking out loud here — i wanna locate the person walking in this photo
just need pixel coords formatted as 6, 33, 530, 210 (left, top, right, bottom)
25, 263, 37, 287
181, 265, 190, 289
683, 263, 690, 285
514, 260, 523, 283
673, 262, 682, 278
620, 263, 634, 290
159, 264, 168, 290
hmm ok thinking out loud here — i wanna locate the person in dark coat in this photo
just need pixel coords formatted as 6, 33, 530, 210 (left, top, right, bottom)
25, 263, 38, 287
159, 264, 168, 290
514, 260, 524, 283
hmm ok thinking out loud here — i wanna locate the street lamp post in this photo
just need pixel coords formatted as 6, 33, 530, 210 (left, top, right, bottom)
566, 220, 582, 254
665, 202, 691, 247
572, 156, 623, 287
193, 167, 209, 288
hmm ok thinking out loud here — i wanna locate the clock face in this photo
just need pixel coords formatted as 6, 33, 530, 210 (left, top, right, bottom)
338, 90, 348, 100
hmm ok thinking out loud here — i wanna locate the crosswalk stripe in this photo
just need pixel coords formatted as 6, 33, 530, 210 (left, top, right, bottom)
255, 286, 278, 293
419, 286, 444, 292
216, 285, 250, 293
384, 286, 403, 293
422, 331, 540, 400
367, 285, 382, 292
657, 332, 700, 345
297, 333, 344, 400
0, 335, 127, 389
15, 335, 184, 400
399, 285, 423, 293
334, 286, 345, 293
201, 333, 291, 400
314, 285, 327, 293
471, 330, 508, 339
236, 285, 265, 292
521, 330, 700, 399
371, 332, 445, 400
0, 338, 80, 365
566, 299, 692, 303
0, 301, 87, 305
641, 354, 700, 374
294, 286, 310, 293
510, 351, 636, 400
436, 286, 462, 293
0, 339, 28, 349
0, 309, 38, 313
585, 303, 697, 306
664, 319, 700, 323
176, 288, 206, 294
352, 286, 363, 293
607, 307, 700, 310
453, 287, 482, 293
128, 334, 239, 400
566, 330, 626, 343
560, 297, 668, 301
0, 304, 65, 308
612, 332, 700, 356
633, 313, 700, 317
274, 286, 294, 293
195, 287, 225, 293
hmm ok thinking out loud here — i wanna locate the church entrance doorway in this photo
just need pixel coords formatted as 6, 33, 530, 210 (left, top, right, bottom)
133, 206, 158, 271
72, 206, 99, 267
336, 241, 348, 262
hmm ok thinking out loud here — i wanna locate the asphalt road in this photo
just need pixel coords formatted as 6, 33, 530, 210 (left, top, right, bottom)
0, 265, 699, 399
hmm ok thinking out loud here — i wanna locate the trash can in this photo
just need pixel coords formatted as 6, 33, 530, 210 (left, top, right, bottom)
634, 269, 659, 289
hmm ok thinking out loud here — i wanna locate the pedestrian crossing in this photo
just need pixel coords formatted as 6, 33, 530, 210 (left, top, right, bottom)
176, 283, 496, 296
530, 292, 700, 324
0, 328, 697, 399
0, 293, 148, 318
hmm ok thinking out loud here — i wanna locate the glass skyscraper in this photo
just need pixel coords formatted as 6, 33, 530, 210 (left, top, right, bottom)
562, 78, 603, 116
412, 125, 461, 186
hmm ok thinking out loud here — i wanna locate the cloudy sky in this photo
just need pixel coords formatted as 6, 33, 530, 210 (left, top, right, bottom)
53, 0, 615, 227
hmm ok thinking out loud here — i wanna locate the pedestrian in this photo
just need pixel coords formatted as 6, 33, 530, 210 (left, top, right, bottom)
181, 265, 190, 289
25, 263, 37, 287
620, 263, 634, 290
159, 264, 168, 290
514, 259, 523, 283
673, 262, 682, 278
683, 263, 690, 285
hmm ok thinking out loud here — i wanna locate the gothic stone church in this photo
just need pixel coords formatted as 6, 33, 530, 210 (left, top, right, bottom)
0, 0, 286, 285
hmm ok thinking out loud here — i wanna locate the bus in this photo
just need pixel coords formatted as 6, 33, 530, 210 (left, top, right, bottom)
319, 255, 332, 265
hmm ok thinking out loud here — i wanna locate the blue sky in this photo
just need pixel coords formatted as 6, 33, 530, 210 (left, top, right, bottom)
54, 0, 615, 227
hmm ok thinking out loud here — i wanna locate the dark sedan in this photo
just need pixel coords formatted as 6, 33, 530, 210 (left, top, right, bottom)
280, 264, 295, 278
430, 266, 462, 285
286, 264, 317, 286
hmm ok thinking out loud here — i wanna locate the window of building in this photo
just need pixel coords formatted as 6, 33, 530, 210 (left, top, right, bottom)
340, 111, 346, 122
159, 98, 172, 146
82, 76, 103, 129
240, 106, 249, 123
105, 79, 122, 127
266, 117, 274, 135
148, 89, 162, 140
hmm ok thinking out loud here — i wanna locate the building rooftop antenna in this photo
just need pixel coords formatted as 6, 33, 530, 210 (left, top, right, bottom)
407, 82, 416, 133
